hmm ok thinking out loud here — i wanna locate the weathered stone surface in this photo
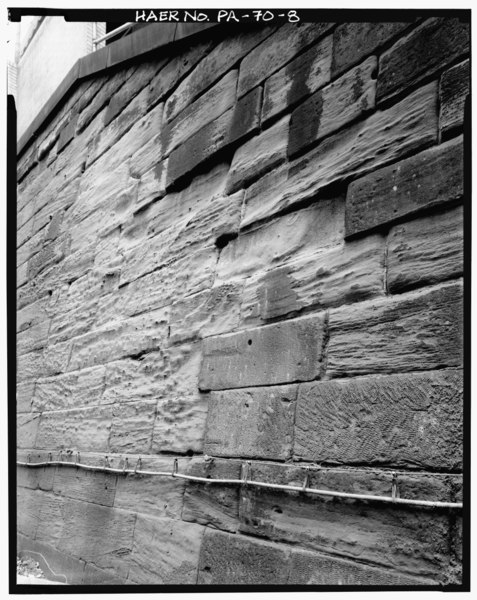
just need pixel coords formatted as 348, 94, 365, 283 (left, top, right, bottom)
42, 339, 73, 376
134, 160, 167, 208
345, 135, 463, 238
32, 366, 105, 412
327, 282, 463, 377
228, 85, 262, 147
17, 228, 45, 269
17, 381, 35, 413
226, 114, 290, 194
17, 262, 29, 289
198, 529, 290, 584
262, 34, 332, 124
239, 462, 453, 580
17, 488, 40, 539
127, 516, 204, 584
82, 564, 126, 585
205, 385, 298, 460
57, 113, 78, 153
165, 97, 258, 190
244, 82, 438, 227
238, 22, 334, 97
27, 234, 71, 279
332, 21, 411, 77
17, 319, 51, 356
35, 406, 113, 451
67, 308, 169, 371
387, 205, 463, 293
200, 313, 326, 391
164, 26, 274, 122
17, 297, 50, 333
242, 235, 385, 326
295, 369, 463, 470
17, 413, 40, 448
182, 458, 242, 533
109, 399, 157, 453
377, 17, 470, 100
114, 457, 187, 519
440, 59, 470, 138
169, 282, 243, 344
289, 56, 377, 158
53, 467, 117, 506
17, 350, 45, 383
148, 38, 215, 110
289, 549, 433, 585
152, 343, 208, 454
163, 70, 237, 156
219, 198, 344, 281
57, 499, 136, 580
17, 463, 55, 492
17, 534, 86, 585
130, 131, 164, 180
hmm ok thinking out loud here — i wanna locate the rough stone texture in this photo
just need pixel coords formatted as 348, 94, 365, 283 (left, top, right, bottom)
162, 69, 238, 156
327, 282, 463, 377
200, 313, 326, 391
218, 198, 345, 282
17, 381, 35, 413
17, 413, 40, 448
198, 529, 290, 584
387, 205, 464, 293
164, 27, 275, 122
345, 135, 463, 238
182, 458, 242, 533
241, 235, 385, 326
243, 82, 438, 227
332, 21, 411, 77
238, 22, 334, 97
377, 18, 470, 101
126, 516, 204, 584
239, 462, 453, 581
262, 34, 332, 124
205, 385, 297, 460
440, 60, 470, 138
52, 467, 117, 506
289, 56, 377, 158
226, 114, 290, 194
289, 549, 433, 585
109, 399, 157, 453
34, 406, 113, 452
295, 370, 463, 470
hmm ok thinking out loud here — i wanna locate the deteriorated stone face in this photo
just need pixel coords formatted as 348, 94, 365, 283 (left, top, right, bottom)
17, 20, 465, 586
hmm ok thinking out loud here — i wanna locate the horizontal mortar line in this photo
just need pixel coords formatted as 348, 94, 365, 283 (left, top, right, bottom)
16, 458, 462, 510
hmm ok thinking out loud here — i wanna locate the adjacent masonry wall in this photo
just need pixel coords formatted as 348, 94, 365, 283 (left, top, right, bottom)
16, 18, 468, 586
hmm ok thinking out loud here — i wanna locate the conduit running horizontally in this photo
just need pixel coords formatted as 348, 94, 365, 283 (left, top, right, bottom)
16, 455, 463, 510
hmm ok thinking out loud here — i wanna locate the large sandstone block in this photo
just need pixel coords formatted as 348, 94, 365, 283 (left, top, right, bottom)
67, 308, 169, 371
57, 499, 136, 580
17, 381, 35, 413
289, 56, 377, 158
32, 366, 105, 412
17, 350, 45, 383
35, 406, 113, 452
52, 467, 117, 507
326, 282, 463, 377
238, 22, 334, 97
152, 343, 208, 454
127, 516, 204, 584
332, 21, 411, 77
197, 529, 290, 584
182, 458, 242, 533
205, 385, 297, 460
241, 235, 385, 326
238, 462, 454, 580
218, 198, 345, 282
114, 457, 187, 519
17, 413, 40, 448
387, 205, 463, 293
163, 70, 237, 156
262, 34, 332, 124
345, 135, 464, 238
109, 399, 157, 453
17, 462, 54, 492
166, 92, 260, 189
440, 60, 470, 138
164, 27, 274, 122
377, 17, 470, 101
169, 282, 242, 344
82, 564, 126, 585
295, 370, 463, 470
289, 549, 433, 585
226, 114, 290, 194
199, 314, 326, 390
243, 82, 438, 227
16, 319, 50, 356
27, 234, 71, 280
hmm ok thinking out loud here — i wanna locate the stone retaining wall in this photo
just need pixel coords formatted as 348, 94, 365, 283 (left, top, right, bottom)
16, 17, 468, 586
